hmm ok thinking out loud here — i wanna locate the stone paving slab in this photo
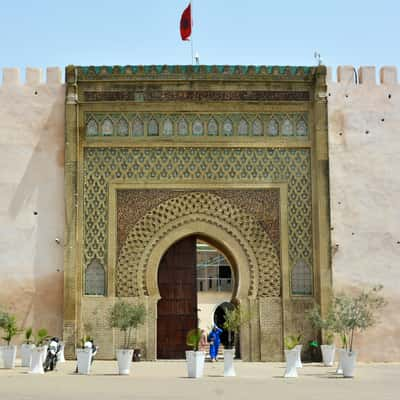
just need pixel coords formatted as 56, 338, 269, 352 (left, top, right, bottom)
0, 361, 399, 400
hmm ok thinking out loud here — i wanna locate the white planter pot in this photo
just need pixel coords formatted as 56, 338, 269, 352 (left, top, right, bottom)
321, 344, 336, 367
223, 349, 235, 377
284, 349, 298, 378
186, 351, 194, 378
57, 342, 66, 363
0, 345, 17, 369
295, 345, 302, 368
116, 349, 133, 375
336, 348, 346, 374
40, 345, 48, 364
21, 344, 35, 367
76, 348, 92, 375
186, 351, 205, 378
341, 351, 357, 378
29, 347, 47, 374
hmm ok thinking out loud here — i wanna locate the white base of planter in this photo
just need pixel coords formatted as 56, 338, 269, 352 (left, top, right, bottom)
29, 347, 47, 374
223, 349, 235, 377
284, 349, 298, 378
295, 345, 302, 368
0, 346, 17, 369
21, 344, 35, 368
186, 351, 205, 378
342, 351, 357, 378
76, 348, 92, 375
57, 343, 66, 363
117, 349, 133, 375
336, 349, 346, 374
321, 345, 336, 367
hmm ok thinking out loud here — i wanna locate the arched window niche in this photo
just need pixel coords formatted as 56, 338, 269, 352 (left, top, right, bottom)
85, 259, 106, 296
291, 260, 312, 296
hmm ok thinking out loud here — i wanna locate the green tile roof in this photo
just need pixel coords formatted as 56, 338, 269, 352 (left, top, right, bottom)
78, 65, 314, 76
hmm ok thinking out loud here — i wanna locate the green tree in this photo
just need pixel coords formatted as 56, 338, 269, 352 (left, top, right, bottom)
0, 313, 19, 346
109, 301, 146, 349
332, 286, 386, 352
223, 305, 252, 349
186, 328, 202, 351
34, 328, 49, 347
307, 304, 336, 344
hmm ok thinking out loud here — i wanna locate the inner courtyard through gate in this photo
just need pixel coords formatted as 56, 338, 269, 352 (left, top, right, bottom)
63, 65, 331, 361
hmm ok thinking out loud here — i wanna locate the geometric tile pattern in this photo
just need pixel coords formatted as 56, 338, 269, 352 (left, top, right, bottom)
83, 147, 312, 295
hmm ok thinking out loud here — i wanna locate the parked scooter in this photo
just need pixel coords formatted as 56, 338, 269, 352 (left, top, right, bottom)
43, 337, 61, 372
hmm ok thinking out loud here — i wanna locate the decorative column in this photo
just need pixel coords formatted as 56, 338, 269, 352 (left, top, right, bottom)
312, 65, 333, 328
63, 65, 79, 358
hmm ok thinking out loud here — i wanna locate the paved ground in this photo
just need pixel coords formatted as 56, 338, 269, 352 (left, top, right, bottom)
0, 360, 399, 400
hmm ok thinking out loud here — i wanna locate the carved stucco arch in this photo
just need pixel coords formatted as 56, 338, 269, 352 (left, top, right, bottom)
116, 192, 281, 299
143, 217, 255, 301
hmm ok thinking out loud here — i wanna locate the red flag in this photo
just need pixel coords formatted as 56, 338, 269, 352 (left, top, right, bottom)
180, 3, 192, 41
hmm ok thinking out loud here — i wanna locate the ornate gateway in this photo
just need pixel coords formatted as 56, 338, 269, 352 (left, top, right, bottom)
64, 65, 331, 361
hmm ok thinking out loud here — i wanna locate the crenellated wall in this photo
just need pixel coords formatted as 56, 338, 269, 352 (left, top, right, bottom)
0, 65, 399, 361
0, 67, 65, 338
327, 66, 400, 361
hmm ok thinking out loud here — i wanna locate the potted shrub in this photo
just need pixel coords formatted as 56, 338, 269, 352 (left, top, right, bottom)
223, 305, 251, 377
307, 305, 336, 366
76, 335, 94, 375
320, 333, 335, 367
283, 336, 301, 378
286, 334, 303, 368
21, 327, 35, 367
0, 312, 19, 369
109, 301, 146, 375
29, 328, 49, 374
332, 285, 385, 378
186, 328, 205, 378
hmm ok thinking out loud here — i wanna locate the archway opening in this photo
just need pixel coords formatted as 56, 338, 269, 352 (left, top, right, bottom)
156, 235, 237, 359
213, 302, 234, 347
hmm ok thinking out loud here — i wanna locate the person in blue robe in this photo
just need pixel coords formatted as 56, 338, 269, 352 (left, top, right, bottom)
208, 325, 223, 362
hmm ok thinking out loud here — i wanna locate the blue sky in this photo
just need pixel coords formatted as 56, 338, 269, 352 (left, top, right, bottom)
0, 0, 398, 77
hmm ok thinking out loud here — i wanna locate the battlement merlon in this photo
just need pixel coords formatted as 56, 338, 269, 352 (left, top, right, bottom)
1, 67, 63, 86
327, 66, 398, 85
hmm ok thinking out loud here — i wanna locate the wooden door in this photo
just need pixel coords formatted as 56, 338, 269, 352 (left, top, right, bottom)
157, 236, 197, 359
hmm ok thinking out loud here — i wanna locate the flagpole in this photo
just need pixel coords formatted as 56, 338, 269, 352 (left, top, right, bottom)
190, 1, 194, 65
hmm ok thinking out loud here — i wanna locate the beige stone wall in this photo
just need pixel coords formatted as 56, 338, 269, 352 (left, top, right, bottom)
0, 68, 65, 338
328, 66, 400, 361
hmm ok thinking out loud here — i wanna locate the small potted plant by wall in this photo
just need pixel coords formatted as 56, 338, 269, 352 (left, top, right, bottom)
289, 334, 303, 368
29, 329, 49, 374
0, 312, 19, 369
223, 305, 251, 377
283, 336, 301, 378
307, 305, 336, 366
20, 327, 35, 367
76, 335, 95, 375
109, 301, 146, 375
333, 285, 385, 378
186, 328, 205, 378
320, 333, 336, 366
